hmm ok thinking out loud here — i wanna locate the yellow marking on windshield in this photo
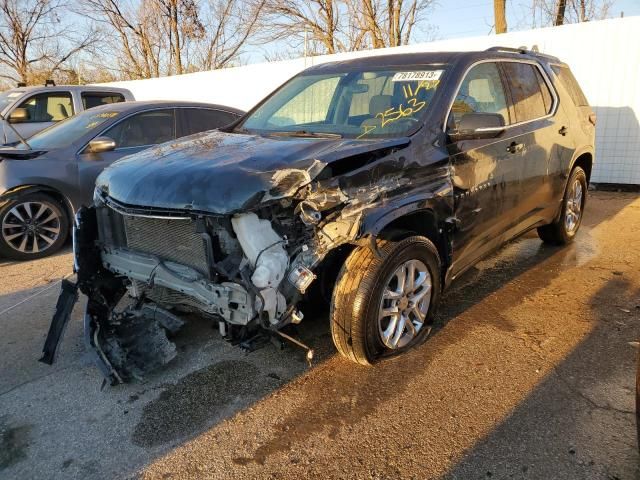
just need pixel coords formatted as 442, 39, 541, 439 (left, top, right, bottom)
357, 125, 377, 139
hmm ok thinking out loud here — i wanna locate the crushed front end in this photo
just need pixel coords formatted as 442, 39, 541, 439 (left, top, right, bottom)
41, 182, 363, 384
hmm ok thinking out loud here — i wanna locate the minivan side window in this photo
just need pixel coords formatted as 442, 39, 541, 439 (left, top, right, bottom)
82, 93, 126, 110
104, 109, 175, 149
501, 62, 550, 122
16, 92, 74, 122
450, 62, 509, 129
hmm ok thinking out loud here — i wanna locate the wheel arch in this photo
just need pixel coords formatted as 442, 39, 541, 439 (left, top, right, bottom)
570, 149, 594, 184
362, 205, 451, 283
0, 184, 75, 222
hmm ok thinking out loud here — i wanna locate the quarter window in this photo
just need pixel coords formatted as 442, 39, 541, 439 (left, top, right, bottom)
179, 108, 240, 136
16, 92, 74, 122
104, 109, 174, 149
450, 63, 509, 129
501, 62, 550, 122
551, 65, 588, 106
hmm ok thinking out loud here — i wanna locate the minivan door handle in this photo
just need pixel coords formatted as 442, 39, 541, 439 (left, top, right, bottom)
559, 126, 569, 136
506, 141, 524, 154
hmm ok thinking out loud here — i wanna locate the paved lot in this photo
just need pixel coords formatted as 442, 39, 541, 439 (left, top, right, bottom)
0, 191, 639, 480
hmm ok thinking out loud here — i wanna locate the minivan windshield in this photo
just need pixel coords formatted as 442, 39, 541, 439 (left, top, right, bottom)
17, 110, 120, 150
240, 66, 446, 139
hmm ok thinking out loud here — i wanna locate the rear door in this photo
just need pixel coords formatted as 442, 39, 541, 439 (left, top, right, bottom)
447, 61, 522, 277
500, 61, 574, 232
76, 108, 176, 204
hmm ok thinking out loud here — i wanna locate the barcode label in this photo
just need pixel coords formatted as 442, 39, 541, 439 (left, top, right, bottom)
391, 70, 443, 82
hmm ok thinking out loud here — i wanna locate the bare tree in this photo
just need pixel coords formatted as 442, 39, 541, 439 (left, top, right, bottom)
82, 0, 162, 79
258, 0, 346, 54
0, 0, 99, 85
350, 0, 435, 48
84, 0, 262, 79
194, 0, 265, 70
259, 0, 435, 55
494, 0, 507, 33
530, 0, 613, 27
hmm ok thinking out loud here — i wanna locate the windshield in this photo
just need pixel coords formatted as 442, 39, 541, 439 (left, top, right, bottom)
0, 90, 24, 113
18, 110, 120, 150
240, 66, 446, 139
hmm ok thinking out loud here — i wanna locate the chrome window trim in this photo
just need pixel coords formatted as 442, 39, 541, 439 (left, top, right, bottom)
443, 58, 559, 133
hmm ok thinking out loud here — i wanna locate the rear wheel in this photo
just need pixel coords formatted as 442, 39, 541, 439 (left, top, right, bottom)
330, 235, 441, 365
0, 193, 69, 260
537, 167, 587, 245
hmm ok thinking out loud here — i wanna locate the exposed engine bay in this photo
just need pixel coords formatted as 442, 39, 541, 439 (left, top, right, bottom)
40, 154, 390, 384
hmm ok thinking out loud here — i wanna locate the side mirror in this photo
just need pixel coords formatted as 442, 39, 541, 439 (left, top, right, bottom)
8, 108, 28, 124
86, 136, 116, 153
448, 112, 506, 142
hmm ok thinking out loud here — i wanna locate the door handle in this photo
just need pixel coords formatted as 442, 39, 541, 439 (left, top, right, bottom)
559, 125, 569, 136
506, 141, 524, 154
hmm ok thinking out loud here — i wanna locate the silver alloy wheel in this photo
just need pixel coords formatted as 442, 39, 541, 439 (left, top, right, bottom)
378, 259, 432, 349
1, 201, 61, 254
565, 178, 584, 234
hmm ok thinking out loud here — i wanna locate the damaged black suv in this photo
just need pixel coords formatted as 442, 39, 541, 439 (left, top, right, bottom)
42, 47, 595, 384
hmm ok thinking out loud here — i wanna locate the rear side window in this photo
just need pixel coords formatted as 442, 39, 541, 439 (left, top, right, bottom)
501, 62, 550, 122
450, 62, 510, 128
82, 93, 126, 110
104, 109, 175, 149
16, 92, 74, 122
178, 108, 240, 136
551, 65, 589, 106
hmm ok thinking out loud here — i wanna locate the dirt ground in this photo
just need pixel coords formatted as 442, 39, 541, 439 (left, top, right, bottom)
0, 190, 639, 480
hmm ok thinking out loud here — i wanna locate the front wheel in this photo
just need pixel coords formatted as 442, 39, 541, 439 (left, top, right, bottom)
537, 167, 587, 245
0, 193, 69, 260
330, 236, 441, 365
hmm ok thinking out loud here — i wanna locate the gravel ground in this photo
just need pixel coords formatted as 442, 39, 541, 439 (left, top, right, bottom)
0, 191, 638, 480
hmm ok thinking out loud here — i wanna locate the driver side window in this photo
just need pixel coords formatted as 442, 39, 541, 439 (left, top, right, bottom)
104, 109, 175, 149
450, 63, 509, 129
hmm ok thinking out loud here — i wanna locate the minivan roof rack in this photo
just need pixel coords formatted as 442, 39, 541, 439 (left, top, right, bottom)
485, 45, 560, 62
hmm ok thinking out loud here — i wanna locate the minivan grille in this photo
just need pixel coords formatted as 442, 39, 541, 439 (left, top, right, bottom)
122, 215, 208, 274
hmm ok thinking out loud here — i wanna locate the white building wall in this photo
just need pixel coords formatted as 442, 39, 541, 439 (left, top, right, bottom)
102, 16, 640, 184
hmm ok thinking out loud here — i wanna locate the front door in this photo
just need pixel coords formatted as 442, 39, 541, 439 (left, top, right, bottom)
446, 61, 523, 278
76, 109, 176, 205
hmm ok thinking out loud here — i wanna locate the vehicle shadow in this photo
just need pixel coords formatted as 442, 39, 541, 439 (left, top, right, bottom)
440, 276, 640, 480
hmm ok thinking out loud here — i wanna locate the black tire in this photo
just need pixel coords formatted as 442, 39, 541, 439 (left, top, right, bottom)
330, 235, 441, 365
537, 167, 587, 245
0, 193, 69, 260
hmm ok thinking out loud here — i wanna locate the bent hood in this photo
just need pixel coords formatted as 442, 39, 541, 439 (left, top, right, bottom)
97, 130, 409, 214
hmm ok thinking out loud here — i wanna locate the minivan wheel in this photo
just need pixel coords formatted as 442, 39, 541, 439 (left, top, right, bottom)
537, 167, 587, 245
330, 235, 441, 365
0, 193, 69, 260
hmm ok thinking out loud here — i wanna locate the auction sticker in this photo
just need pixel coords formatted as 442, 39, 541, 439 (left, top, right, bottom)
392, 70, 443, 82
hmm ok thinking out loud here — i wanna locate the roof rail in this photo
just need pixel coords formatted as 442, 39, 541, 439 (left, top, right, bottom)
485, 45, 560, 62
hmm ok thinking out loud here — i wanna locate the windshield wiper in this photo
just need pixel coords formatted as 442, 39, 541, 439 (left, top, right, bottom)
266, 130, 343, 139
